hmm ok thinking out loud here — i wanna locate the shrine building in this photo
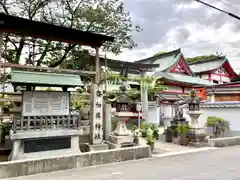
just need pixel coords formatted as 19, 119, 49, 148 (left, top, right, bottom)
188, 56, 238, 84
134, 49, 214, 101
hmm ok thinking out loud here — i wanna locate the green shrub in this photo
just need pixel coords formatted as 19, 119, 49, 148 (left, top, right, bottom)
0, 122, 11, 143
139, 122, 159, 138
205, 116, 230, 137
205, 116, 230, 129
176, 124, 191, 135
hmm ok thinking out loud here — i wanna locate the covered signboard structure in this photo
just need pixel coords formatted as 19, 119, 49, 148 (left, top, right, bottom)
0, 12, 114, 160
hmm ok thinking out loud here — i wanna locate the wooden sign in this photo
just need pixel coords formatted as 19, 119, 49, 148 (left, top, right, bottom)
22, 91, 70, 116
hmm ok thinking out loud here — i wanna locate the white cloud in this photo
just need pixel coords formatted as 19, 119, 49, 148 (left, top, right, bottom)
110, 0, 240, 73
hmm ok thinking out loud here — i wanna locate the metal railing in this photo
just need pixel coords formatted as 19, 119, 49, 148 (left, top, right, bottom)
12, 115, 80, 133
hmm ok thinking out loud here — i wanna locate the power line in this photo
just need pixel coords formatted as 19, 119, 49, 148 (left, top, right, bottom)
214, 0, 240, 12
195, 0, 240, 20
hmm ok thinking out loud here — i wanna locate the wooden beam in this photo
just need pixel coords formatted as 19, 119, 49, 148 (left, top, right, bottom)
0, 63, 96, 76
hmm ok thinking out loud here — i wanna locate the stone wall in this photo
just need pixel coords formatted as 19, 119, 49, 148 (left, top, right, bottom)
0, 145, 151, 179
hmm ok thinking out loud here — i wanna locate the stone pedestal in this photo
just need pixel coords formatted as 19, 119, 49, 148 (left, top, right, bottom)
188, 111, 201, 129
107, 118, 134, 149
8, 129, 81, 161
103, 103, 112, 141
89, 143, 109, 151
187, 111, 206, 143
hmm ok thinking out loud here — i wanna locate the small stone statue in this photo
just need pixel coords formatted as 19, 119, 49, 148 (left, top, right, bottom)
174, 100, 185, 118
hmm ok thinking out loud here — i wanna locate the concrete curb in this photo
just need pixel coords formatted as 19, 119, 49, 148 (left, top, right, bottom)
1, 147, 221, 179
152, 147, 219, 158
0, 146, 151, 179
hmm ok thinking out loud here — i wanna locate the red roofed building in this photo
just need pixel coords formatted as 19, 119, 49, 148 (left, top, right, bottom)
188, 56, 238, 84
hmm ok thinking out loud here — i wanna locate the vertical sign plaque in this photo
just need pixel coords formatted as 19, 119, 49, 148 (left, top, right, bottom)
90, 84, 103, 144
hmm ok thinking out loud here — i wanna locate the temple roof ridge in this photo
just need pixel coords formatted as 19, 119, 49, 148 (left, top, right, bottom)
187, 56, 225, 65
135, 48, 181, 63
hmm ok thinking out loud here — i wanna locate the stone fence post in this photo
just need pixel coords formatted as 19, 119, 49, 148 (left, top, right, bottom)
103, 103, 112, 140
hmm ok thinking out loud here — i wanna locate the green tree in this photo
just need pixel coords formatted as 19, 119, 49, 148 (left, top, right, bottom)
1, 0, 141, 67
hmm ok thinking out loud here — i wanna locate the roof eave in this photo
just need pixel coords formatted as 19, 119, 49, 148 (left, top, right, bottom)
162, 78, 213, 87
135, 48, 181, 63
0, 13, 114, 47
187, 56, 225, 65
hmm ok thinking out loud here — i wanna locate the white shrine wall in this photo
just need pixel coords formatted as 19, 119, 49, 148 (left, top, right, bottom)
146, 101, 240, 137
183, 106, 240, 136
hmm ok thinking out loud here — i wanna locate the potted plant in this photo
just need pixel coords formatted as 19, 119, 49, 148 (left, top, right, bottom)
132, 126, 141, 145
151, 124, 159, 140
144, 126, 155, 150
140, 122, 151, 138
171, 126, 179, 144
177, 124, 190, 146
164, 127, 173, 142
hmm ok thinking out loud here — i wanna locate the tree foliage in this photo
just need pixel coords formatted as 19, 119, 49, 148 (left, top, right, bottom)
1, 0, 141, 67
152, 51, 218, 64
185, 54, 218, 63
153, 51, 168, 56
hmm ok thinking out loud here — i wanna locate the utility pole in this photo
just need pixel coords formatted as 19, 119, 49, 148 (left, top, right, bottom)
195, 0, 240, 20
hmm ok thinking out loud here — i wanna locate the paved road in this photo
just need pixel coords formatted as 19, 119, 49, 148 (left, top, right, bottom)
4, 146, 240, 180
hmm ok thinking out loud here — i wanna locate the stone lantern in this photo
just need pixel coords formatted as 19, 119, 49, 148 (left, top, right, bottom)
187, 89, 202, 129
113, 85, 132, 136
107, 85, 136, 148
187, 89, 206, 142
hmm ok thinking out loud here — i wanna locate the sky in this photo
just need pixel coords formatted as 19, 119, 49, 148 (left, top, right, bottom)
108, 0, 240, 73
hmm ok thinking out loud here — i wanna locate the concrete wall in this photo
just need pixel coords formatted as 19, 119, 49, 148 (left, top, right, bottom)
147, 104, 173, 126
0, 145, 151, 179
147, 102, 160, 124
147, 103, 240, 136
183, 107, 240, 136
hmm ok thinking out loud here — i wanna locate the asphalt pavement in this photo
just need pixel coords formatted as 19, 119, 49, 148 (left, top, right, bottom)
3, 146, 240, 180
